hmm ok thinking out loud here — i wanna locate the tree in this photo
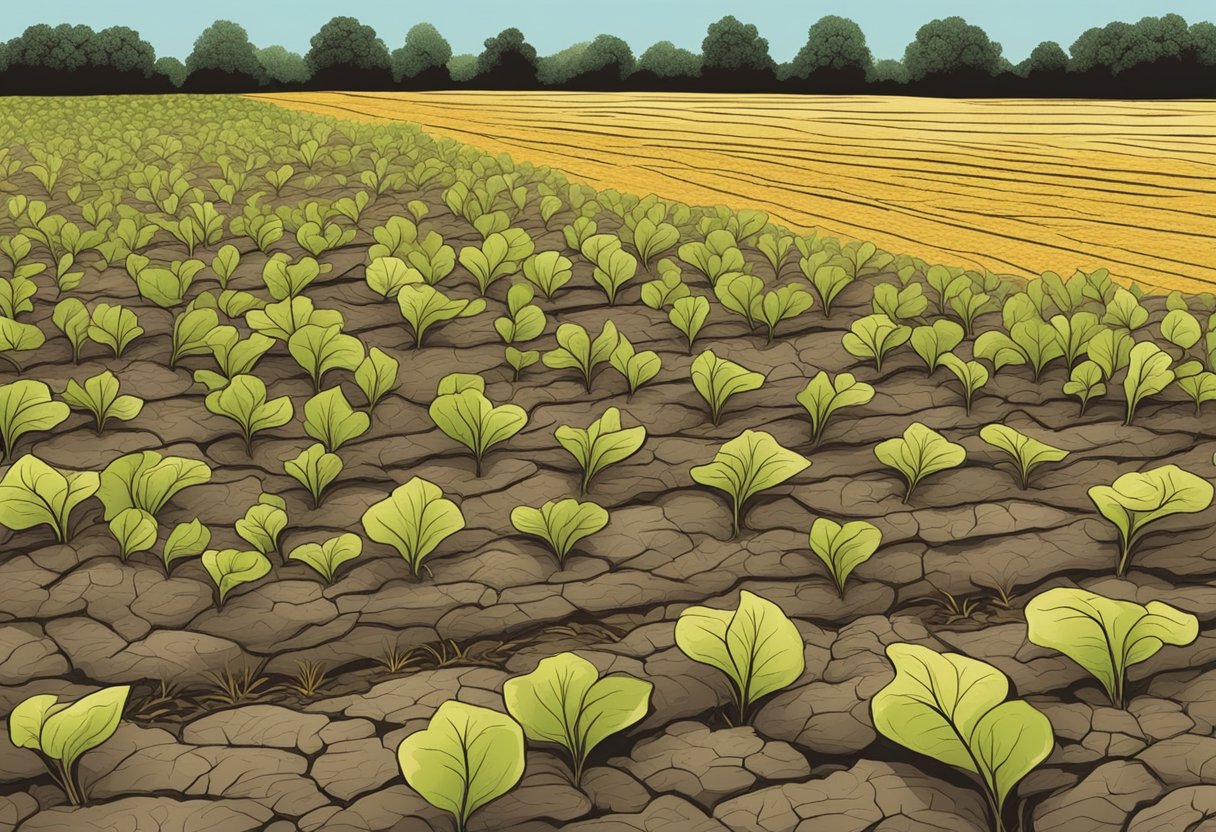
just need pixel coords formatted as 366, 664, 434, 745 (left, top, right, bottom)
474, 28, 538, 88
448, 54, 478, 83
903, 16, 1003, 80
701, 16, 774, 74
555, 34, 634, 88
0, 23, 165, 93
1071, 14, 1192, 75
185, 20, 265, 88
1020, 41, 1068, 75
869, 59, 909, 84
392, 23, 452, 82
1194, 22, 1216, 66
787, 16, 871, 79
86, 26, 156, 76
538, 42, 591, 85
156, 56, 187, 87
636, 41, 701, 78
258, 46, 310, 85
305, 16, 390, 75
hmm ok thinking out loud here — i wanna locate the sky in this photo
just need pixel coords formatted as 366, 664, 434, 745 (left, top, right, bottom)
1, 0, 1210, 63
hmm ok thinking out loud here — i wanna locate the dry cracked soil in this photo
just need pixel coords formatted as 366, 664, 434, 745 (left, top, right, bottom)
2, 188, 1216, 832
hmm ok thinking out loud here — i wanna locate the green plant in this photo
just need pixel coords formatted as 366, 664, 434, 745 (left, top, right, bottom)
211, 243, 240, 288
109, 508, 157, 560
979, 424, 1069, 489
874, 423, 966, 504
459, 229, 533, 294
0, 455, 98, 542
135, 259, 205, 307
504, 652, 651, 785
365, 256, 423, 299
714, 272, 764, 331
283, 443, 343, 508
288, 533, 363, 583
1063, 360, 1106, 415
871, 643, 1053, 832
522, 250, 574, 299
288, 323, 365, 392
262, 253, 327, 299
1086, 327, 1133, 380
678, 229, 745, 287
200, 327, 275, 388
940, 353, 989, 413
235, 494, 288, 557
201, 548, 272, 607
494, 283, 547, 364
397, 284, 485, 348
9, 685, 130, 806
97, 451, 211, 521
87, 303, 142, 358
975, 319, 1064, 380
640, 261, 688, 309
355, 348, 400, 412
304, 387, 370, 452
808, 517, 882, 597
510, 499, 609, 563
1122, 341, 1174, 426
161, 519, 210, 572
691, 350, 765, 425
52, 298, 90, 362
1050, 312, 1103, 367
609, 334, 661, 399
591, 247, 638, 305
61, 371, 143, 433
630, 217, 680, 266
800, 259, 851, 317
872, 282, 928, 322
675, 590, 804, 725
668, 295, 710, 353
753, 284, 814, 344
543, 321, 619, 392
205, 375, 294, 453
0, 380, 70, 462
170, 307, 220, 368
1088, 464, 1213, 576
691, 430, 810, 538
1176, 363, 1216, 415
429, 374, 527, 476
397, 700, 525, 832
910, 320, 965, 375
1102, 287, 1148, 332
842, 314, 910, 372
245, 297, 344, 342
555, 407, 647, 493
1026, 587, 1198, 709
362, 477, 465, 577
795, 371, 874, 446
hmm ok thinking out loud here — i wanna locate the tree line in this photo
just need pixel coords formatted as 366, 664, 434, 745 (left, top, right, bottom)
1, 13, 1213, 98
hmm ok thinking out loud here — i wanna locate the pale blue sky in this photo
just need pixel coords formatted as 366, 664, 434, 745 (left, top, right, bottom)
2, 1, 1209, 62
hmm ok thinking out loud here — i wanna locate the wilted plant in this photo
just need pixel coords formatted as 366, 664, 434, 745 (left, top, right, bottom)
504, 652, 652, 785
690, 350, 765, 425
676, 591, 804, 725
555, 407, 646, 493
9, 685, 130, 806
361, 477, 465, 577
1026, 588, 1198, 709
691, 430, 810, 538
874, 423, 966, 504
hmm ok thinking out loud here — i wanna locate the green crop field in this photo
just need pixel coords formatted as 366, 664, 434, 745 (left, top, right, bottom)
1, 94, 1214, 832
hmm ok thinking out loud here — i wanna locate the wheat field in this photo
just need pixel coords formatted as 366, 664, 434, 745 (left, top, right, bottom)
253, 91, 1216, 294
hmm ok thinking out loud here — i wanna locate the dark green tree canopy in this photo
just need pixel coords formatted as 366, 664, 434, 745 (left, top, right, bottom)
903, 16, 1004, 79
476, 27, 538, 75
1193, 21, 1216, 65
258, 46, 310, 84
538, 42, 590, 85
186, 20, 264, 79
702, 16, 774, 73
448, 54, 478, 83
155, 56, 186, 87
392, 23, 452, 81
788, 16, 872, 79
1021, 41, 1068, 74
869, 58, 909, 83
4, 24, 156, 74
578, 34, 636, 80
306, 16, 390, 73
636, 41, 702, 78
1071, 14, 1193, 74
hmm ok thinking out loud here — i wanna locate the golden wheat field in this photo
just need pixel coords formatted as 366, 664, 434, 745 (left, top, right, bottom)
253, 91, 1216, 293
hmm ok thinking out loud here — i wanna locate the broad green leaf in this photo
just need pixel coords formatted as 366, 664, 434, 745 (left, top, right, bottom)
874, 422, 965, 503
554, 407, 646, 493
108, 508, 157, 560
429, 385, 527, 477
910, 320, 965, 374
940, 353, 989, 412
1161, 308, 1202, 350
1063, 360, 1106, 414
0, 380, 70, 462
795, 371, 874, 445
691, 350, 765, 426
355, 347, 400, 412
510, 499, 609, 562
288, 323, 365, 392
1086, 327, 1134, 381
842, 314, 911, 372
171, 308, 220, 366
610, 335, 662, 397
245, 297, 343, 342
1122, 341, 1174, 426
754, 284, 814, 343
87, 303, 142, 358
162, 519, 211, 570
397, 700, 525, 831
97, 451, 211, 520
201, 548, 272, 606
542, 321, 619, 391
361, 477, 465, 575
675, 590, 804, 723
52, 298, 90, 361
204, 374, 294, 451
714, 272, 764, 329
397, 284, 485, 348
365, 256, 422, 299
691, 430, 810, 537
235, 494, 288, 556
288, 533, 363, 583
304, 387, 370, 452
668, 295, 710, 353
62, 371, 143, 432
808, 517, 882, 596
0, 454, 98, 542
283, 442, 343, 508
504, 652, 651, 784
1026, 587, 1198, 708
521, 251, 573, 299
979, 424, 1069, 489
16, 685, 130, 775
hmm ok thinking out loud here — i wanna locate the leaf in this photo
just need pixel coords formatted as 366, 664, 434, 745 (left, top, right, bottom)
235, 495, 288, 556
0, 380, 70, 462
510, 499, 609, 562
871, 643, 1053, 825
288, 323, 365, 391
97, 451, 211, 520
355, 347, 400, 411
108, 508, 157, 560
842, 314, 911, 372
397, 700, 525, 831
365, 256, 422, 299
675, 590, 804, 723
171, 308, 221, 366
62, 371, 143, 432
428, 385, 527, 476
504, 652, 651, 785
554, 407, 646, 492
979, 424, 1069, 489
16, 685, 130, 772
542, 321, 619, 391
304, 387, 370, 452
1026, 587, 1198, 708
397, 284, 485, 348
690, 430, 810, 537
0, 454, 98, 542
1122, 341, 1174, 426
795, 371, 874, 445
668, 295, 710, 353
86, 303, 142, 358
910, 320, 965, 374
1087, 464, 1213, 576
361, 477, 465, 575
201, 548, 272, 606
874, 422, 966, 503
204, 374, 294, 450
283, 443, 344, 508
690, 350, 765, 425
288, 533, 363, 583
808, 517, 882, 596
610, 336, 662, 396
162, 519, 211, 570
52, 298, 90, 360
940, 353, 989, 411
